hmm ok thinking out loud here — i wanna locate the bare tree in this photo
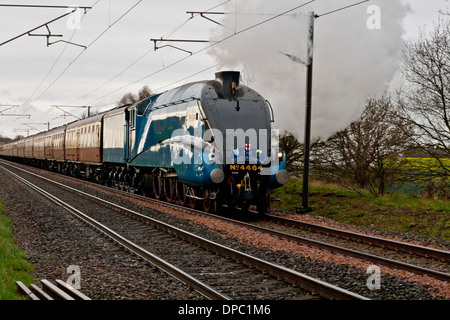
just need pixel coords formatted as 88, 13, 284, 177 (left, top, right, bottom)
117, 92, 138, 106
117, 85, 153, 106
315, 94, 411, 195
278, 131, 324, 178
279, 131, 303, 177
395, 15, 450, 180
138, 85, 152, 100
0, 134, 13, 144
80, 109, 99, 119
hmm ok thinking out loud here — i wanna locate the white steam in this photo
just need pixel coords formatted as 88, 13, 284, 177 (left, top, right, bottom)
207, 0, 411, 140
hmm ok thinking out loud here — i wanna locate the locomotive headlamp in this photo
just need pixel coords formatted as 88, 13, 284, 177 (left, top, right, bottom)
277, 152, 283, 159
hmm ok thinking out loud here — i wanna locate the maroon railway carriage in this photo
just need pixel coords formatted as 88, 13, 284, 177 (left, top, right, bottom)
33, 131, 46, 160
63, 114, 102, 177
45, 127, 63, 160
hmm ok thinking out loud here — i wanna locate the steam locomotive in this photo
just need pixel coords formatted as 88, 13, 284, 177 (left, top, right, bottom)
0, 71, 289, 213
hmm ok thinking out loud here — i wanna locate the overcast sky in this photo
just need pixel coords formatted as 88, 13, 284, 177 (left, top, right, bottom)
0, 0, 449, 139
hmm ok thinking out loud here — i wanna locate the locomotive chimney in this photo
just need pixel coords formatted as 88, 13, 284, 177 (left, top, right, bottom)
215, 71, 240, 98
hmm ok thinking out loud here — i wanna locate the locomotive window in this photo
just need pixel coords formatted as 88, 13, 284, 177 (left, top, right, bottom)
136, 97, 151, 115
130, 109, 136, 127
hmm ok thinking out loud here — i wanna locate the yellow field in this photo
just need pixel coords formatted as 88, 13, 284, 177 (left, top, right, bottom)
402, 157, 450, 171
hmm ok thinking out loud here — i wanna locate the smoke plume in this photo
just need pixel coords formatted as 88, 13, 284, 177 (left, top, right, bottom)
207, 0, 411, 140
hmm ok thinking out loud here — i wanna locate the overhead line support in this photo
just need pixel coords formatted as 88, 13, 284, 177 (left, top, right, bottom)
150, 38, 210, 55
0, 7, 90, 47
186, 11, 225, 26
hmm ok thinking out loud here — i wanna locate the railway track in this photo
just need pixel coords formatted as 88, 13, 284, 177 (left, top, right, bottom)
31, 159, 447, 283
0, 161, 369, 300
264, 213, 450, 262
1, 164, 227, 300
109, 181, 450, 281
131, 195, 450, 282
17, 279, 91, 300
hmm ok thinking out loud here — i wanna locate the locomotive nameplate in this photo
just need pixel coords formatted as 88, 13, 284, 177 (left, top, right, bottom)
229, 164, 262, 171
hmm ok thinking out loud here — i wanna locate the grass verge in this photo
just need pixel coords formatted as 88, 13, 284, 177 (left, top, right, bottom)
0, 201, 34, 300
271, 178, 450, 240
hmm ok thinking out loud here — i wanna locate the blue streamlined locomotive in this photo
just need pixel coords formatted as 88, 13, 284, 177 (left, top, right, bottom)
0, 71, 289, 214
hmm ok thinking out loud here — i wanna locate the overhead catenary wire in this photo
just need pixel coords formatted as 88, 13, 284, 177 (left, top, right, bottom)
20, 6, 91, 113
0, 4, 92, 9
89, 63, 220, 110
21, 0, 143, 114
4, 0, 375, 134
2, 3, 97, 133
86, 0, 316, 106
0, 9, 78, 47
66, 0, 232, 107
315, 0, 370, 18
96, 0, 372, 106
2, 0, 142, 135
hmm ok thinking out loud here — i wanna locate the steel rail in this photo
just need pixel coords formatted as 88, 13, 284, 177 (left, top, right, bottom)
154, 202, 450, 282
264, 213, 450, 262
3, 159, 447, 282
124, 193, 450, 281
2, 162, 368, 300
55, 170, 448, 282
73, 164, 448, 264
0, 164, 230, 301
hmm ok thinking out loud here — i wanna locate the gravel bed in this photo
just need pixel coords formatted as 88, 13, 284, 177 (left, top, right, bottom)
269, 209, 450, 252
6, 165, 313, 300
0, 168, 204, 300
1, 162, 449, 300
252, 219, 450, 274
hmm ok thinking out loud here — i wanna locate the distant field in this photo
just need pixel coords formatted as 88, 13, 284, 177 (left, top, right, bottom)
403, 157, 450, 170
385, 157, 449, 195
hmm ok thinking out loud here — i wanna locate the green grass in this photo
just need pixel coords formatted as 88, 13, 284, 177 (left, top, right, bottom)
0, 202, 35, 300
271, 178, 450, 240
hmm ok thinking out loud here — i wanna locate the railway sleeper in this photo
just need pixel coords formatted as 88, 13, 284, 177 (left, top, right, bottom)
16, 279, 91, 300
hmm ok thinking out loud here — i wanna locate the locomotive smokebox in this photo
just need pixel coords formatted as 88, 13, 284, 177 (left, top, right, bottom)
215, 71, 240, 98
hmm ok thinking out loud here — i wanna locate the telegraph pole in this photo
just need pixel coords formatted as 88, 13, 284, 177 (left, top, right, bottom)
301, 11, 315, 213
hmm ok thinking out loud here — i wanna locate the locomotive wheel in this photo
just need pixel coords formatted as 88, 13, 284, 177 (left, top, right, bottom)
189, 197, 196, 209
177, 182, 188, 206
203, 189, 216, 213
189, 188, 196, 209
164, 178, 175, 203
153, 176, 163, 200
